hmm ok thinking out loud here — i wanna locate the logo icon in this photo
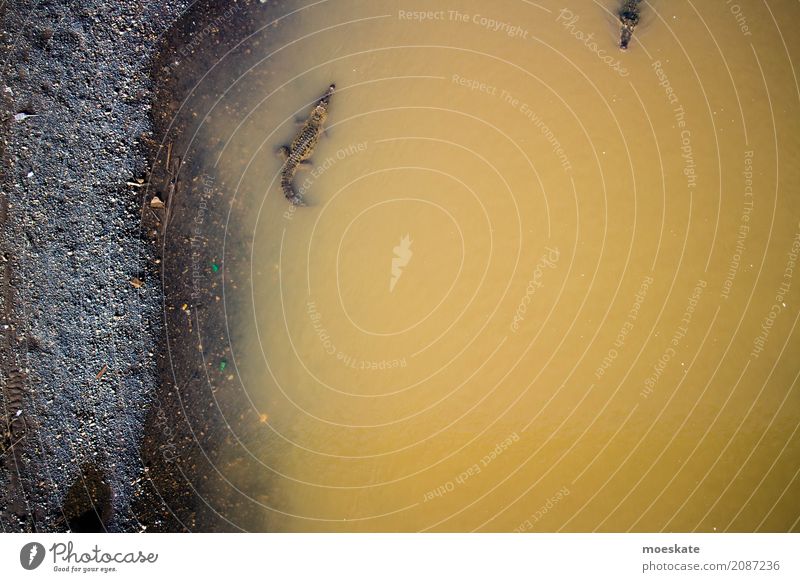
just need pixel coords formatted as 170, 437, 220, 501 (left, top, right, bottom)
20, 542, 45, 570
390, 234, 413, 292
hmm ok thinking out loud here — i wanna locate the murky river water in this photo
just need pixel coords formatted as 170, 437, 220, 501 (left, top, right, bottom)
175, 0, 800, 531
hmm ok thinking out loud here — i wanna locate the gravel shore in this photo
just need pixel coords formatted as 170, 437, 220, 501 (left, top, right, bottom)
0, 0, 193, 532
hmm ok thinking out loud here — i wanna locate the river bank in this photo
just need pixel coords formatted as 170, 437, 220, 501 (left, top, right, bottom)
0, 0, 269, 532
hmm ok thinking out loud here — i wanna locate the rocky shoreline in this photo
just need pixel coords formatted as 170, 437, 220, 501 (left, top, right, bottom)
0, 0, 251, 532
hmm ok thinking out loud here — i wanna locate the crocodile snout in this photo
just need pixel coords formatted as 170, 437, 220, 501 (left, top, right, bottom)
620, 26, 633, 50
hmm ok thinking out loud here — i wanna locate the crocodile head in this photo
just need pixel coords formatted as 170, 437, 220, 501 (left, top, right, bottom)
308, 84, 335, 123
320, 84, 335, 105
310, 103, 328, 124
619, 10, 639, 50
619, 24, 633, 50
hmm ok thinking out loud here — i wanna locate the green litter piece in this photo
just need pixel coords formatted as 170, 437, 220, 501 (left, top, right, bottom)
211, 263, 220, 273
219, 359, 227, 371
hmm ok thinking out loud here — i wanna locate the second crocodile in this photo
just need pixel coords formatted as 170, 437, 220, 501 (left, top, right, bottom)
619, 0, 642, 51
278, 83, 335, 206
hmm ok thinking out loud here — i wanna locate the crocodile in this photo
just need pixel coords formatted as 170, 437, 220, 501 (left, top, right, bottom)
278, 83, 335, 206
619, 0, 642, 51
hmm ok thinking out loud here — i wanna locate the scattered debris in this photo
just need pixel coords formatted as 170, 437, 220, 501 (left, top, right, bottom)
13, 112, 37, 122
129, 277, 143, 289
96, 365, 108, 380
149, 196, 165, 209
211, 262, 219, 273
219, 359, 227, 372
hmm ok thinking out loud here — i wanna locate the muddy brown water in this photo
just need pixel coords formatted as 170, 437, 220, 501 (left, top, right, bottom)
164, 0, 800, 531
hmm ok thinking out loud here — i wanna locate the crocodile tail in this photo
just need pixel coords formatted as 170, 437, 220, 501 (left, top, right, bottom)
282, 183, 306, 205
286, 190, 307, 206
281, 175, 306, 206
